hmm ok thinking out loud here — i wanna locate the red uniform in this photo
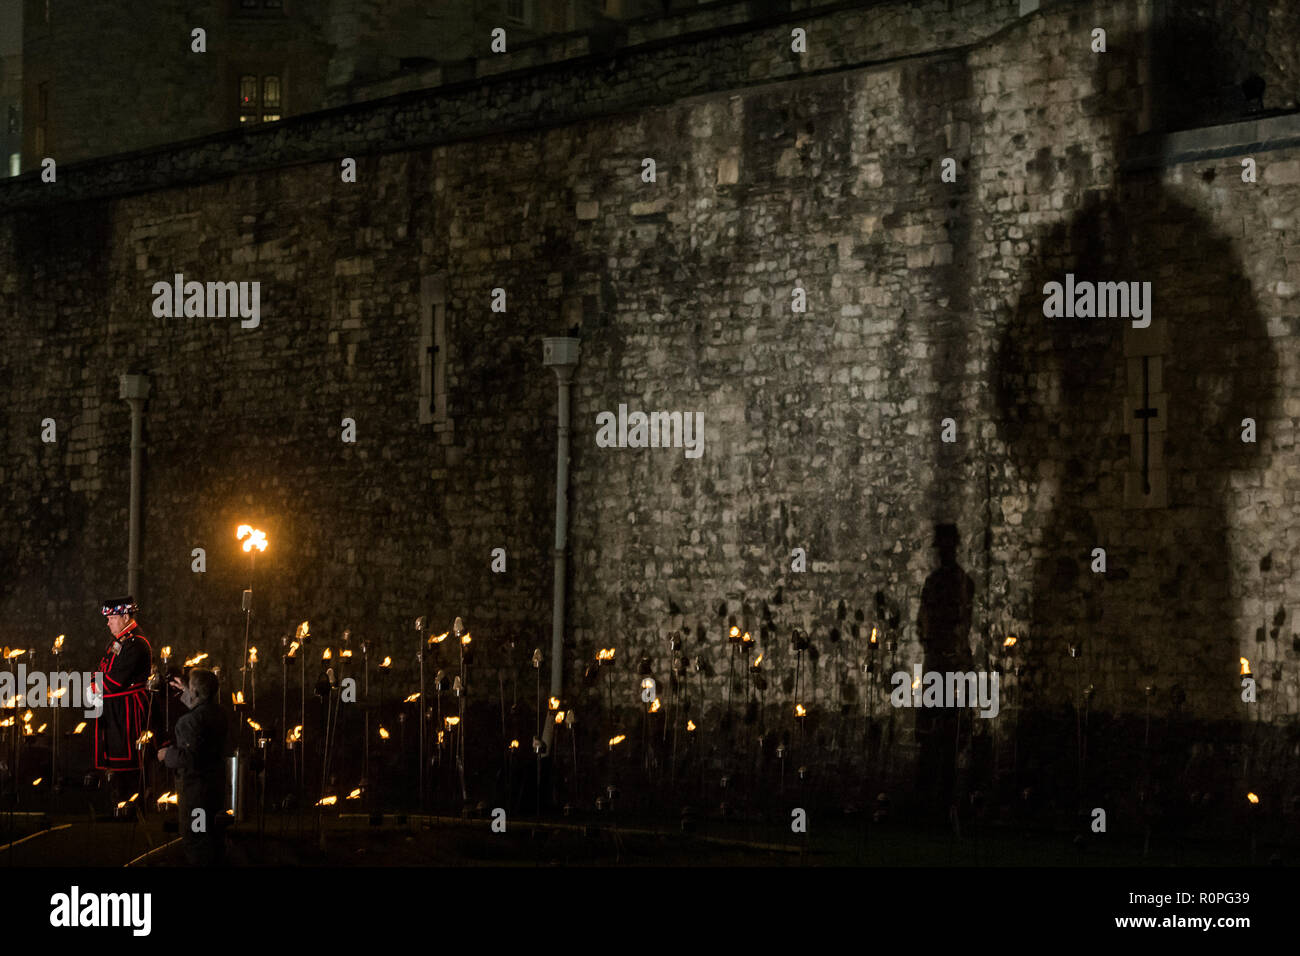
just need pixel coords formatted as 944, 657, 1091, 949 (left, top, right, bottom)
92, 621, 153, 771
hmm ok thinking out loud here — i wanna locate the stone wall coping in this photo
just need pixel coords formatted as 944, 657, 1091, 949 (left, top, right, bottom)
1123, 111, 1300, 169
0, 0, 1017, 212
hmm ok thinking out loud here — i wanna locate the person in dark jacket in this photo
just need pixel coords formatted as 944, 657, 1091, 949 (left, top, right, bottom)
158, 667, 229, 865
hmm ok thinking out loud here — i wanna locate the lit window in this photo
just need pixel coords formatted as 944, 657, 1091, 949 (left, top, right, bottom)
263, 76, 281, 110
8, 153, 18, 177
262, 114, 281, 123
240, 75, 257, 111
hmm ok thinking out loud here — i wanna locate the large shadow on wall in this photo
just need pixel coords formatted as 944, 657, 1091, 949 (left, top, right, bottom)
992, 21, 1276, 823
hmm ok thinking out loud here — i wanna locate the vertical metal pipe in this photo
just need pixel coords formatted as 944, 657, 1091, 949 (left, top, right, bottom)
542, 366, 573, 753
120, 375, 151, 596
540, 337, 579, 755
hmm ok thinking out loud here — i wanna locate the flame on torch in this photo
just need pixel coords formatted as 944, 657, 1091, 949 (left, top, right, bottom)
1247, 792, 1260, 804
609, 734, 626, 747
1240, 657, 1252, 677
445, 716, 460, 728
554, 710, 566, 724
687, 720, 696, 732
431, 632, 449, 645
597, 648, 616, 661
249, 647, 258, 664
404, 692, 421, 703
548, 696, 561, 711
1004, 636, 1017, 648
247, 718, 262, 732
161, 646, 172, 662
316, 795, 337, 806
649, 698, 661, 713
237, 524, 268, 553
233, 690, 244, 705
378, 726, 390, 739
53, 634, 64, 652
347, 788, 362, 800
380, 656, 391, 668
322, 648, 332, 661
287, 725, 302, 744
795, 704, 807, 717
184, 652, 209, 667
73, 721, 86, 734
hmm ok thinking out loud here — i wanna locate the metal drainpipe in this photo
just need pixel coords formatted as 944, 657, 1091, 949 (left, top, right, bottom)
541, 337, 580, 754
119, 374, 152, 597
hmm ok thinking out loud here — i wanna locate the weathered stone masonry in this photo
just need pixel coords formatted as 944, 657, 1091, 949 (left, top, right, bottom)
3, 0, 1300, 812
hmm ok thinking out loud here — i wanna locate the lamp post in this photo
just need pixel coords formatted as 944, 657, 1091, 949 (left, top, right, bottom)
236, 525, 268, 703
541, 337, 579, 767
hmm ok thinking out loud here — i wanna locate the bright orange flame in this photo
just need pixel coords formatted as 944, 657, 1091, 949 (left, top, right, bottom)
136, 730, 153, 745
6, 648, 24, 659
0, 718, 12, 728
53, 634, 64, 652
36, 723, 47, 733
233, 690, 244, 705
380, 656, 391, 668
316, 795, 338, 806
753, 654, 763, 667
347, 788, 362, 800
870, 627, 878, 644
238, 526, 268, 553
431, 632, 449, 644
609, 735, 626, 747
247, 718, 262, 732
404, 692, 420, 703
49, 687, 67, 699
298, 621, 310, 639
249, 647, 258, 664
288, 641, 300, 658
31, 777, 41, 786
379, 726, 390, 739
288, 725, 303, 743
597, 648, 616, 661
160, 646, 172, 661
1247, 792, 1260, 804
340, 649, 352, 658
729, 626, 740, 639
1240, 657, 1252, 676
795, 704, 807, 717
686, 720, 696, 732
548, 696, 561, 711
73, 721, 86, 734
1004, 636, 1017, 648
184, 652, 208, 667
156, 792, 178, 805
554, 711, 566, 724
322, 648, 332, 661
649, 698, 661, 713
461, 633, 472, 645
445, 716, 460, 727
509, 739, 520, 749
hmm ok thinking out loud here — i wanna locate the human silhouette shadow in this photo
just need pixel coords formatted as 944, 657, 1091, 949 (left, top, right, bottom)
992, 23, 1276, 826
915, 523, 975, 821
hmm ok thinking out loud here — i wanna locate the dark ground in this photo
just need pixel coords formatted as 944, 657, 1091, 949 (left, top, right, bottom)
0, 805, 1282, 868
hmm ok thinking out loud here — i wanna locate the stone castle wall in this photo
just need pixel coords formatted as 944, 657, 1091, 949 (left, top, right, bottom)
3, 0, 1299, 807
